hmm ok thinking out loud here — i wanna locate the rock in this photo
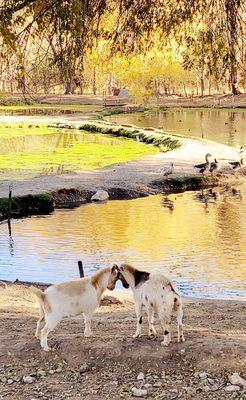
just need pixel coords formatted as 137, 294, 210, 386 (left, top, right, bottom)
49, 370, 55, 375
137, 372, 145, 381
7, 379, 13, 385
229, 373, 246, 389
184, 387, 196, 396
23, 375, 36, 384
225, 385, 241, 392
37, 370, 46, 377
202, 386, 210, 392
101, 295, 123, 306
153, 381, 162, 387
132, 387, 148, 397
79, 363, 90, 374
199, 372, 208, 379
144, 383, 152, 389
91, 190, 109, 202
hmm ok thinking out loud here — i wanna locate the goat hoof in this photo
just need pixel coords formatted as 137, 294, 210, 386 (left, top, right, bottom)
43, 346, 51, 352
133, 333, 141, 339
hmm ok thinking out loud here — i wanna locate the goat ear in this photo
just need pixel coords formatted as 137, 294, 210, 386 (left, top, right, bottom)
112, 264, 119, 271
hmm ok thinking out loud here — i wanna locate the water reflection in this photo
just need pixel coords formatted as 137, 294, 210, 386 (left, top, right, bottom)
109, 108, 246, 148
0, 186, 245, 300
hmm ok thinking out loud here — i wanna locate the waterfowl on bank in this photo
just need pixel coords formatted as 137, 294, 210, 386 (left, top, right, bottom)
228, 147, 244, 170
160, 162, 174, 177
209, 158, 219, 174
194, 153, 212, 174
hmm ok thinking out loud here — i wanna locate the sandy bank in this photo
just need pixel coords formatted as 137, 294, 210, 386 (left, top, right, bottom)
0, 283, 245, 399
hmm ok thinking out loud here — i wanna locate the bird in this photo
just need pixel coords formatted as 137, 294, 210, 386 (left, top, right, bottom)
228, 147, 244, 170
194, 153, 212, 174
159, 162, 174, 178
209, 158, 219, 174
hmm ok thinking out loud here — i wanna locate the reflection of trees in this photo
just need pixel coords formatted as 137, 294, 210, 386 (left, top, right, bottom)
214, 186, 245, 270
227, 111, 236, 147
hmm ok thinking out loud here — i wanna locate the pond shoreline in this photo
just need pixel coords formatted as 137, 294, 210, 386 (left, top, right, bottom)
0, 119, 245, 220
0, 168, 245, 221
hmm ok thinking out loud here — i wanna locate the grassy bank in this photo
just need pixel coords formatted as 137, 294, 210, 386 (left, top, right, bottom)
0, 193, 54, 220
0, 122, 158, 177
78, 120, 181, 151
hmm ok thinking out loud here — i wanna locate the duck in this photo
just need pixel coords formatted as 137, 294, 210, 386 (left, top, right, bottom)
209, 158, 219, 174
160, 162, 174, 177
194, 153, 212, 174
228, 147, 244, 170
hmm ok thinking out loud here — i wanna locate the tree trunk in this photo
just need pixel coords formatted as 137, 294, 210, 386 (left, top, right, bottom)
92, 67, 96, 95
230, 69, 240, 95
183, 82, 187, 97
200, 75, 205, 97
64, 81, 73, 94
225, 0, 241, 95
208, 76, 211, 96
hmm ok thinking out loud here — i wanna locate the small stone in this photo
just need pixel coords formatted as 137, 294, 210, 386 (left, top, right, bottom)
199, 372, 208, 379
37, 370, 46, 377
144, 383, 152, 389
91, 190, 109, 202
180, 349, 185, 354
79, 363, 90, 374
137, 372, 145, 381
153, 381, 162, 387
132, 387, 148, 397
49, 370, 55, 375
7, 379, 13, 385
185, 387, 196, 396
23, 375, 35, 384
55, 367, 62, 373
229, 373, 246, 389
225, 385, 241, 392
202, 386, 210, 392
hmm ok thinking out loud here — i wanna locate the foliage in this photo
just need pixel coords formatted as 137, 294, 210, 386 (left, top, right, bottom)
79, 121, 181, 150
0, 0, 245, 96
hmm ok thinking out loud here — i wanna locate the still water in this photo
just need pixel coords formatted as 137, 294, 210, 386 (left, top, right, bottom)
0, 187, 245, 300
109, 108, 246, 148
0, 108, 245, 300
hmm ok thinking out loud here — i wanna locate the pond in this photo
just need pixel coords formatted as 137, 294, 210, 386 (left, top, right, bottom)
0, 187, 245, 300
0, 123, 157, 180
0, 107, 245, 301
109, 108, 246, 148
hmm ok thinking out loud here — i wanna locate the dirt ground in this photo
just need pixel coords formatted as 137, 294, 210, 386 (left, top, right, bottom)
2, 93, 246, 108
0, 284, 245, 400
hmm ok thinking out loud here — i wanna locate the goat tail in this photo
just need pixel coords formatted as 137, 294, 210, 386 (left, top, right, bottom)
30, 286, 51, 313
30, 286, 45, 301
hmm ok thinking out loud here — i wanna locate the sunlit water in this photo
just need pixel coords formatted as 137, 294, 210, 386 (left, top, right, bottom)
0, 187, 245, 300
109, 108, 246, 148
0, 108, 245, 300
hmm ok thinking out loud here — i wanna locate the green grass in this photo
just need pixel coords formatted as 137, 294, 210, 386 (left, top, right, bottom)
0, 193, 53, 220
0, 104, 101, 112
0, 123, 158, 178
0, 122, 61, 138
79, 121, 181, 151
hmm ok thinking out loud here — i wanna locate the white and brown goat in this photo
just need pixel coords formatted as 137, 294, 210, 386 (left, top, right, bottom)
31, 266, 119, 351
115, 264, 185, 346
